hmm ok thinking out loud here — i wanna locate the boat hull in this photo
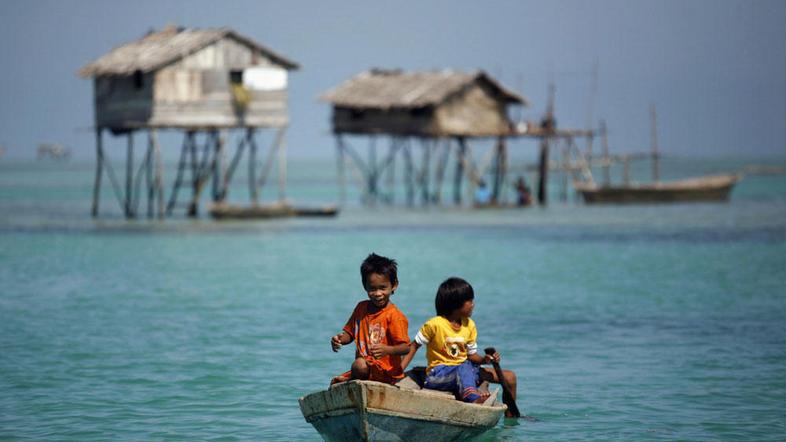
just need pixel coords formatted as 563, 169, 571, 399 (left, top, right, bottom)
299, 381, 505, 442
575, 174, 740, 204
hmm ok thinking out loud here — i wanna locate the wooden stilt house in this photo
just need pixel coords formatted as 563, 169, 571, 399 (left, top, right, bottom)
320, 69, 528, 205
79, 25, 299, 218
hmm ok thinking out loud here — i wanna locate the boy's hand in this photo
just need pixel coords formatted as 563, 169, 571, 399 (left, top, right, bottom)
369, 342, 388, 359
331, 334, 343, 352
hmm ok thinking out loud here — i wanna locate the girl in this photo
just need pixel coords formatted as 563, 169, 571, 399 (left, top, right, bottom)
402, 277, 516, 405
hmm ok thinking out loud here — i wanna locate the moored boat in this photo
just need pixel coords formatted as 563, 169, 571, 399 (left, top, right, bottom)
574, 173, 740, 204
299, 378, 506, 441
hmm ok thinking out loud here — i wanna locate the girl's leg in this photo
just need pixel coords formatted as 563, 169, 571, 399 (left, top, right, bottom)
456, 361, 488, 403
424, 365, 460, 395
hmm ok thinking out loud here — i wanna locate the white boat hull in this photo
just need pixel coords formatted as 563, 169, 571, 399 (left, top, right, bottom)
299, 380, 506, 441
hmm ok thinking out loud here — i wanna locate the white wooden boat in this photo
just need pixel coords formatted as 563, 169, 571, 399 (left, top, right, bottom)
299, 375, 506, 441
573, 173, 740, 204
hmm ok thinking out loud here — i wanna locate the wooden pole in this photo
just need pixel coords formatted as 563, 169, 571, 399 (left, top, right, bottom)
336, 135, 346, 205
277, 126, 288, 203
623, 155, 631, 185
91, 128, 103, 217
146, 130, 154, 218
248, 129, 258, 204
454, 137, 466, 205
187, 132, 199, 217
166, 132, 191, 215
537, 137, 549, 205
386, 137, 396, 205
420, 138, 432, 205
125, 132, 134, 217
368, 135, 378, 203
403, 139, 414, 207
601, 120, 610, 186
650, 104, 659, 183
433, 138, 450, 204
151, 129, 165, 218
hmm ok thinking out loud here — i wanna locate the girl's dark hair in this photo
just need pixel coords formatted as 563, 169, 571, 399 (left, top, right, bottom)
360, 253, 398, 286
435, 277, 474, 317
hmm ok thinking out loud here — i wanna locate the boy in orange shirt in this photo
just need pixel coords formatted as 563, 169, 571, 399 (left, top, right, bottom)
330, 253, 410, 385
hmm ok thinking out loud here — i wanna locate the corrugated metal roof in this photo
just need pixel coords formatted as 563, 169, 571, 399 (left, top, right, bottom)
79, 26, 298, 77
320, 69, 529, 109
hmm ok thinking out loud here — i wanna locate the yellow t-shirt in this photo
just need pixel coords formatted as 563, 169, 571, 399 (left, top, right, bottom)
414, 316, 478, 373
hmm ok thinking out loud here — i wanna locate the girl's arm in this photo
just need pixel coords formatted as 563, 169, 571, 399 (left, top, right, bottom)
400, 342, 421, 370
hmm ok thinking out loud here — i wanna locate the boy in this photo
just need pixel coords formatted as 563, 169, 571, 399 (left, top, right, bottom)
330, 253, 410, 385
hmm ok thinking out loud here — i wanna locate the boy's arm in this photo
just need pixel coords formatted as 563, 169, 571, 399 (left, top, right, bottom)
331, 330, 353, 352
400, 342, 421, 370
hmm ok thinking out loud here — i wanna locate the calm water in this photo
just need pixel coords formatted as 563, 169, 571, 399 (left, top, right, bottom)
1, 155, 786, 440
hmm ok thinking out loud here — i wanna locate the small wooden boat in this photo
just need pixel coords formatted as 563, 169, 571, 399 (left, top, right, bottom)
209, 203, 339, 219
209, 202, 295, 219
299, 374, 506, 441
574, 173, 740, 204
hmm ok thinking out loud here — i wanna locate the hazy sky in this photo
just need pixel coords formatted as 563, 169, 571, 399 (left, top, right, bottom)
1, 0, 785, 160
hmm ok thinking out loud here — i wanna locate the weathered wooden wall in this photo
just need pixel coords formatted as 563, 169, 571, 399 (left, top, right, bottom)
435, 83, 511, 136
94, 36, 289, 130
331, 83, 511, 137
332, 107, 436, 135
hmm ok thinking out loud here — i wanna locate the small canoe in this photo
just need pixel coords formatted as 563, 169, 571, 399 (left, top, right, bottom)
299, 376, 505, 442
209, 203, 340, 219
209, 203, 295, 219
574, 173, 740, 204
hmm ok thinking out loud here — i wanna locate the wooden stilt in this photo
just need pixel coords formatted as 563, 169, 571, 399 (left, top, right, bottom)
650, 104, 659, 183
125, 132, 134, 217
537, 137, 549, 205
166, 132, 191, 215
151, 129, 165, 218
336, 135, 346, 205
403, 139, 415, 207
258, 126, 285, 201
223, 129, 247, 201
248, 129, 258, 204
91, 128, 103, 217
368, 136, 378, 204
385, 137, 396, 204
454, 137, 466, 205
420, 139, 432, 205
601, 120, 610, 186
277, 126, 288, 203
146, 130, 154, 218
433, 138, 451, 204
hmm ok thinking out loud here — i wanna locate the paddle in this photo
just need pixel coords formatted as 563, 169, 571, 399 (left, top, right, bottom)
484, 347, 521, 418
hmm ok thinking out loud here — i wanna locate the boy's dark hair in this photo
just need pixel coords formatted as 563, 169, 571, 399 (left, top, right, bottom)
360, 253, 398, 287
435, 277, 474, 317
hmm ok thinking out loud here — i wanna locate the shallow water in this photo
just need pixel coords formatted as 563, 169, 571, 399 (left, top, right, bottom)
1, 156, 785, 440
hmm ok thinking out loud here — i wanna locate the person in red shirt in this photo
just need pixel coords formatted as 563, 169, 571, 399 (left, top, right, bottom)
330, 253, 410, 385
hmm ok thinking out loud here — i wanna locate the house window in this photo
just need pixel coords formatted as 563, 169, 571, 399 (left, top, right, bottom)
230, 70, 243, 85
133, 70, 144, 89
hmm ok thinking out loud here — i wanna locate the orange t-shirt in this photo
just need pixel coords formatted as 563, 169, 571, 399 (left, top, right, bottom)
343, 301, 410, 381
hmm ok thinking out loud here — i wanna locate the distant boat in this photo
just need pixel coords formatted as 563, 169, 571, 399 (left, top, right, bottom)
299, 377, 505, 442
37, 143, 70, 161
574, 173, 740, 204
573, 105, 741, 205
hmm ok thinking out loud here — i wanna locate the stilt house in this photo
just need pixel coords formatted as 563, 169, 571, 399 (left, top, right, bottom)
321, 69, 527, 137
79, 26, 299, 219
79, 25, 299, 131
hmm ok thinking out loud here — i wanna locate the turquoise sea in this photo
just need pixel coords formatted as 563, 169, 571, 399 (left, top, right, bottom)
1, 154, 786, 440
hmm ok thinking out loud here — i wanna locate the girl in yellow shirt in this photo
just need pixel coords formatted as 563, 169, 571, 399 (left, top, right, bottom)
403, 277, 508, 404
